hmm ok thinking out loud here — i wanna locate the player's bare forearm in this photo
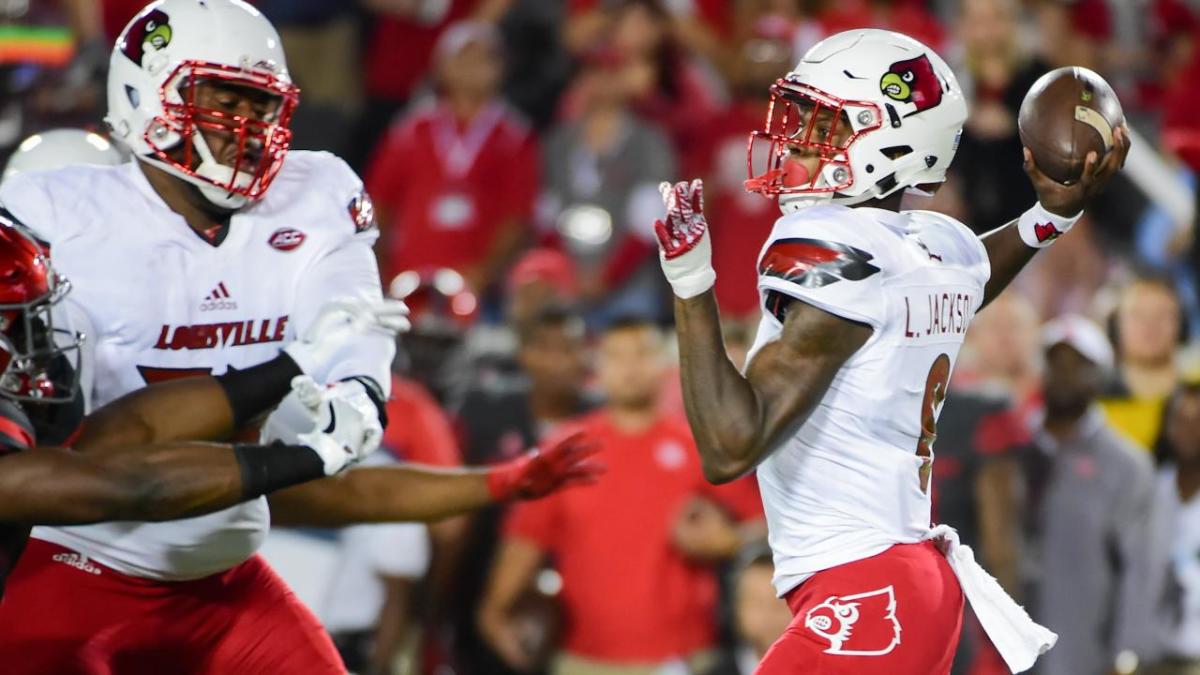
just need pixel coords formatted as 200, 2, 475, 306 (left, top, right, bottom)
674, 291, 763, 481
0, 444, 245, 525
267, 464, 495, 525
979, 220, 1035, 309
75, 377, 236, 452
674, 291, 870, 483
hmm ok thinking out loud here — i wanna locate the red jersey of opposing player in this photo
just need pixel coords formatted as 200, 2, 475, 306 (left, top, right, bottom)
505, 410, 762, 663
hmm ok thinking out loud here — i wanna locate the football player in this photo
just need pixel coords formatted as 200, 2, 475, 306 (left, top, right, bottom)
0, 215, 402, 597
655, 29, 1129, 674
0, 1, 602, 673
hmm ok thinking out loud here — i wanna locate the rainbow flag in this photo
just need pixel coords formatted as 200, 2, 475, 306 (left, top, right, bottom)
0, 25, 74, 67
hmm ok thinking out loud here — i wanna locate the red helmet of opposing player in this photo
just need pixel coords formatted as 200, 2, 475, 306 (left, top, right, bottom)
0, 218, 81, 402
389, 268, 480, 336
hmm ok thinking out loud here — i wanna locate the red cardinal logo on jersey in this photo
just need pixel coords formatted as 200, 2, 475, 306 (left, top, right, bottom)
880, 54, 943, 116
759, 238, 880, 289
804, 586, 902, 656
1033, 221, 1062, 243
119, 8, 172, 66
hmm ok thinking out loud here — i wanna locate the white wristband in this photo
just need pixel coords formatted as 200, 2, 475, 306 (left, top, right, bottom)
660, 234, 716, 299
1017, 202, 1082, 249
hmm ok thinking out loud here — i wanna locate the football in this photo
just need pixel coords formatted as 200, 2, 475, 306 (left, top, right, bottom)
1017, 66, 1124, 184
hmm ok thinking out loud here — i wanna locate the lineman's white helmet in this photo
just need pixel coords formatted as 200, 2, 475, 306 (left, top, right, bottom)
2, 129, 125, 185
745, 29, 967, 213
105, 0, 299, 210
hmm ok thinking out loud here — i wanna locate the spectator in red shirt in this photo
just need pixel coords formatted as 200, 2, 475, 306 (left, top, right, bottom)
478, 316, 763, 675
367, 20, 540, 294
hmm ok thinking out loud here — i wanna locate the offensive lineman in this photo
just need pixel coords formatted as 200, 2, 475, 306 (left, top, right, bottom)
0, 1, 603, 673
654, 30, 1130, 673
0, 216, 398, 597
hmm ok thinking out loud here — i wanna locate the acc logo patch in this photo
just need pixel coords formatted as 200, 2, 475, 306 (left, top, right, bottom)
805, 585, 901, 656
348, 191, 377, 234
879, 54, 943, 116
120, 8, 172, 66
268, 228, 306, 252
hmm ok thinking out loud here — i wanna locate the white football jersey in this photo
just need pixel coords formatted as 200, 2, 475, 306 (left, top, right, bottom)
745, 204, 989, 596
0, 151, 393, 580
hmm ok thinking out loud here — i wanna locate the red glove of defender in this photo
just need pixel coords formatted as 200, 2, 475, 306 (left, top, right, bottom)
485, 432, 604, 501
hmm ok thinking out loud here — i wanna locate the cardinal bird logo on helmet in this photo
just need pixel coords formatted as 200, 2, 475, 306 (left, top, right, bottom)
880, 54, 943, 116
804, 586, 902, 656
120, 8, 173, 66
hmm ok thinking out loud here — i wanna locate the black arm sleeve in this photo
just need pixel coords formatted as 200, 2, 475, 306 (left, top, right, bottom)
214, 355, 303, 428
232, 442, 325, 499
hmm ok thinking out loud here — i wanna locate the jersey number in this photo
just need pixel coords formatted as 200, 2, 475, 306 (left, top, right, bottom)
916, 353, 951, 493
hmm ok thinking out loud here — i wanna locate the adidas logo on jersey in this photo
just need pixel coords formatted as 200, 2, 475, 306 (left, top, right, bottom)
51, 552, 102, 575
200, 282, 238, 312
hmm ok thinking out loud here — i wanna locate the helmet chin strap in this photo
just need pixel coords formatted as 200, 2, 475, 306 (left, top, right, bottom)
139, 128, 254, 211
188, 130, 252, 210
776, 161, 850, 214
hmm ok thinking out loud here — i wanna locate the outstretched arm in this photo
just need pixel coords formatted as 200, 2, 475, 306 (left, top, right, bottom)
0, 442, 317, 525
269, 465, 495, 525
268, 432, 603, 526
0, 373, 395, 526
980, 126, 1130, 308
675, 291, 869, 483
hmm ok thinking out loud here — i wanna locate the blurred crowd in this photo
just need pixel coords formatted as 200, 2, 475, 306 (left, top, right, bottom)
10, 0, 1200, 674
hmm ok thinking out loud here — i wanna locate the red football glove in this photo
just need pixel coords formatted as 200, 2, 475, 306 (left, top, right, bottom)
654, 179, 708, 259
654, 179, 715, 298
485, 432, 604, 501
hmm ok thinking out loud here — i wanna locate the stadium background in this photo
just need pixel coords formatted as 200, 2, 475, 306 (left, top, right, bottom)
6, 1, 1200, 674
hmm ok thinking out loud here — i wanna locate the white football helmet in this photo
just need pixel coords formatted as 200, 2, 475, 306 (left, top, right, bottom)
105, 0, 299, 210
2, 129, 125, 185
745, 29, 967, 213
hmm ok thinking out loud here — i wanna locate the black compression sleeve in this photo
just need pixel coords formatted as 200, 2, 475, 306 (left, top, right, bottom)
215, 354, 303, 428
233, 442, 325, 499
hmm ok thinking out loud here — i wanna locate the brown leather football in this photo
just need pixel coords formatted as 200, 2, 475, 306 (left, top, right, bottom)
1017, 66, 1124, 184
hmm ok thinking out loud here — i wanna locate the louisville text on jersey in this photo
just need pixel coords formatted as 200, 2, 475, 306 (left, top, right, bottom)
153, 316, 288, 351
759, 237, 881, 288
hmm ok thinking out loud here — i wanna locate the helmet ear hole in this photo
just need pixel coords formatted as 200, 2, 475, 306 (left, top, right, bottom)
880, 145, 913, 160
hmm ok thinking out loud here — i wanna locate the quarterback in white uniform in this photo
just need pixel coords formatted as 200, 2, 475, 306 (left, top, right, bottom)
0, 2, 601, 673
655, 30, 1129, 674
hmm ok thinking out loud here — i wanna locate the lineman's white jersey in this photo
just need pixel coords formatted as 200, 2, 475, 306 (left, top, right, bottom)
0, 151, 393, 580
746, 204, 990, 596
